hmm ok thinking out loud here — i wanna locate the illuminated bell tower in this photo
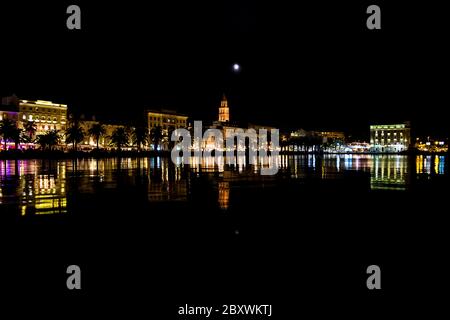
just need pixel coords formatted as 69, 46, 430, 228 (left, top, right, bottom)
218, 94, 230, 122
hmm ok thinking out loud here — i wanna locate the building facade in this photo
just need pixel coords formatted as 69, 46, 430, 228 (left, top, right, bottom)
0, 106, 19, 124
1, 96, 68, 149
18, 99, 68, 136
315, 131, 345, 143
370, 122, 411, 152
78, 119, 129, 150
1, 95, 68, 137
147, 109, 188, 150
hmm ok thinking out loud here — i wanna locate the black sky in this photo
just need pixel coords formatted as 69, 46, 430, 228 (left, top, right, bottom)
1, 1, 449, 139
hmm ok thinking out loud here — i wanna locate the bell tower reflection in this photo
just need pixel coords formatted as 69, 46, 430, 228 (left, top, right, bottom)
218, 181, 230, 211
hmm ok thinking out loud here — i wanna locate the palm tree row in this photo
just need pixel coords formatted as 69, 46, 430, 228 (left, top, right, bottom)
0, 119, 35, 150
1, 118, 167, 152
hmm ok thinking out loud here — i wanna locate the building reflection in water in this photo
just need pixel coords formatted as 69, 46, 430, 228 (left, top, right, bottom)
416, 155, 446, 175
0, 160, 67, 215
148, 157, 188, 202
64, 158, 189, 202
277, 154, 446, 191
0, 155, 447, 216
370, 155, 408, 191
218, 181, 230, 211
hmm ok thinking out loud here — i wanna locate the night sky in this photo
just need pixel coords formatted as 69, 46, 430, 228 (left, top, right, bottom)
1, 1, 449, 139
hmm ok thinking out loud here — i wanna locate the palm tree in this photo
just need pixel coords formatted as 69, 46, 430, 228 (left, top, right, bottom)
0, 118, 16, 151
23, 121, 37, 143
36, 130, 61, 151
88, 123, 106, 150
132, 126, 149, 151
10, 127, 22, 150
167, 126, 177, 151
150, 126, 163, 151
110, 127, 128, 152
66, 123, 85, 151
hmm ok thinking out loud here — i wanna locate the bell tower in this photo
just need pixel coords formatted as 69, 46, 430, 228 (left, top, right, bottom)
218, 94, 230, 122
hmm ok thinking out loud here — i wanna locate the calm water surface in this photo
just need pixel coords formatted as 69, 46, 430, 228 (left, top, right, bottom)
1, 154, 449, 301
0, 154, 447, 216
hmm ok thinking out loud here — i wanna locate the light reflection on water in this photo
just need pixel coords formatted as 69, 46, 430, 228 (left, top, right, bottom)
0, 155, 447, 215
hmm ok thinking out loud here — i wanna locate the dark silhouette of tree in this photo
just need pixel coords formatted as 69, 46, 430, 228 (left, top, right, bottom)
10, 127, 22, 150
150, 126, 163, 151
36, 130, 61, 151
0, 118, 16, 151
23, 121, 37, 143
132, 126, 149, 151
88, 123, 106, 150
66, 123, 85, 151
167, 126, 176, 150
110, 127, 128, 152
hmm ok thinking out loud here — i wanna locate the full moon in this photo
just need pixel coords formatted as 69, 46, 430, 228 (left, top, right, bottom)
233, 63, 240, 71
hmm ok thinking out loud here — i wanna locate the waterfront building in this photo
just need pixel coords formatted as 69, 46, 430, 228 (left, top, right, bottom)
2, 95, 68, 136
315, 131, 345, 143
370, 122, 411, 152
414, 137, 448, 153
147, 109, 188, 150
2, 96, 68, 136
78, 118, 129, 150
17, 99, 68, 136
1, 95, 68, 149
0, 105, 19, 124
